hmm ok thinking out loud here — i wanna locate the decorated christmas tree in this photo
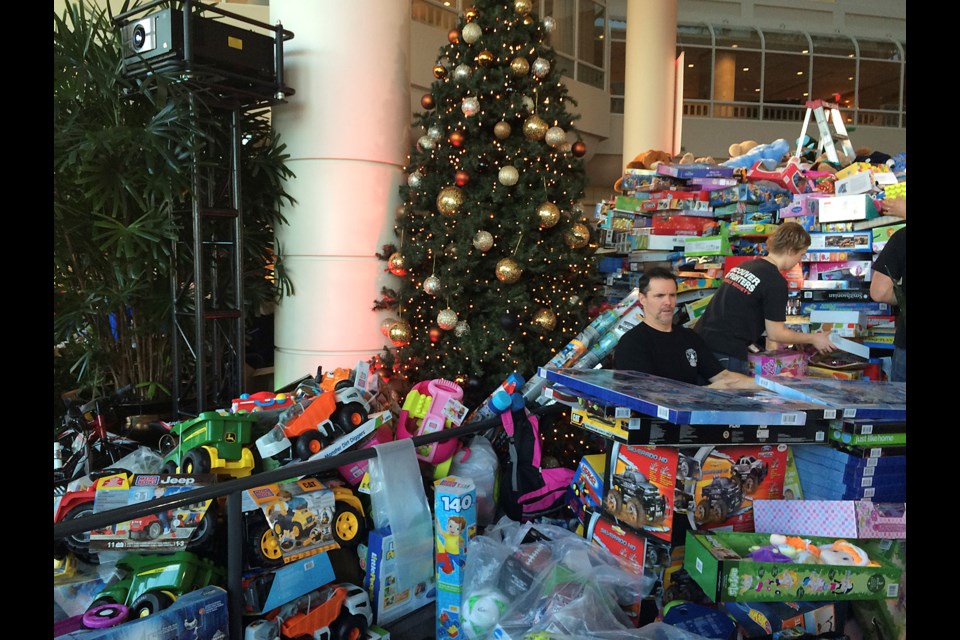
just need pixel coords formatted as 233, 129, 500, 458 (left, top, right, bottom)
375, 0, 603, 407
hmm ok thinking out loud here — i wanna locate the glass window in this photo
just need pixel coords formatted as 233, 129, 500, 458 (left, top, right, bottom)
857, 38, 901, 60
715, 26, 761, 50
810, 34, 855, 57
548, 0, 575, 57
578, 1, 605, 69
610, 39, 626, 96
811, 56, 855, 107
677, 23, 712, 47
764, 52, 810, 105
858, 60, 902, 111
678, 46, 712, 100
763, 30, 810, 54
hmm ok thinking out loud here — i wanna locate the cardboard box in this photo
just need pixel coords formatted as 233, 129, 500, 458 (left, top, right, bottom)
753, 499, 906, 540
242, 551, 337, 615
652, 213, 717, 236
747, 350, 809, 377
871, 223, 905, 253
834, 170, 876, 196
807, 231, 872, 252
684, 530, 902, 602
56, 586, 229, 639
684, 233, 732, 257
817, 195, 879, 223
604, 443, 789, 544
657, 163, 735, 179
722, 600, 848, 637
631, 233, 691, 251
434, 476, 477, 640
566, 453, 606, 526
584, 508, 648, 576
779, 193, 829, 218
364, 526, 436, 626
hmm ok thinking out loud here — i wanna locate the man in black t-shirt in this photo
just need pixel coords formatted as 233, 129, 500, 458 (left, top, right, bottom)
870, 226, 906, 382
613, 267, 760, 389
694, 221, 837, 374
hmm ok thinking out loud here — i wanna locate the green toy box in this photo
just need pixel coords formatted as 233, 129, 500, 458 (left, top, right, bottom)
684, 530, 901, 603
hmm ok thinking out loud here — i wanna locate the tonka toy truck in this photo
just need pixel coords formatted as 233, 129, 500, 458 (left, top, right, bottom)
604, 469, 668, 530
88, 551, 224, 618
245, 583, 371, 640
694, 476, 744, 524
278, 387, 371, 461
160, 410, 260, 478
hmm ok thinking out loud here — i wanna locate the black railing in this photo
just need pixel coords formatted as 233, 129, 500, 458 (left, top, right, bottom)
54, 404, 565, 639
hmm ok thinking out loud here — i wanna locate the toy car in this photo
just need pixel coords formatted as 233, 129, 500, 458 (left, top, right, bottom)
88, 551, 224, 618
277, 386, 371, 461
730, 455, 769, 494
245, 583, 371, 640
603, 469, 668, 529
694, 476, 744, 525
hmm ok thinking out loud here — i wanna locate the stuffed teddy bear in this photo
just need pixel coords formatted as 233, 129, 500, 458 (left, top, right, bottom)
613, 148, 674, 192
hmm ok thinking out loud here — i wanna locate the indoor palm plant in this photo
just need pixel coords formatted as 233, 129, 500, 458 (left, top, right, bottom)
54, 0, 295, 419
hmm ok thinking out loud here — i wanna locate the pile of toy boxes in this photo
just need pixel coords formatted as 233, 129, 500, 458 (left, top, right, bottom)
591, 153, 906, 377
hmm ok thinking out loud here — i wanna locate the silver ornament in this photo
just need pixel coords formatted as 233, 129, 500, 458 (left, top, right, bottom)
543, 16, 556, 33
454, 320, 470, 337
462, 22, 482, 44
438, 55, 453, 69
462, 96, 480, 117
453, 63, 473, 82
407, 171, 422, 188
427, 125, 443, 141
437, 308, 459, 330
545, 126, 566, 148
521, 95, 535, 114
417, 135, 435, 151
423, 275, 442, 296
532, 57, 551, 79
498, 165, 520, 186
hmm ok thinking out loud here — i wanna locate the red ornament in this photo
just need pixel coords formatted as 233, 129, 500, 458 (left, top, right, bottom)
571, 140, 587, 157
448, 28, 460, 44
421, 94, 435, 110
429, 327, 443, 343
449, 130, 465, 147
455, 170, 471, 187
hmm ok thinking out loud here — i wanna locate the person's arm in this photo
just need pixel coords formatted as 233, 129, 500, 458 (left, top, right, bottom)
879, 198, 906, 219
706, 369, 764, 390
870, 271, 897, 305
764, 319, 837, 353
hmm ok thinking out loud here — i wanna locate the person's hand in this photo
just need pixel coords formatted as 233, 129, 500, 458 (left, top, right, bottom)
811, 332, 837, 353
880, 198, 906, 219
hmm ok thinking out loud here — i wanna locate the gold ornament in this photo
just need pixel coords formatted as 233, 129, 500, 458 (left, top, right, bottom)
388, 320, 412, 347
380, 317, 398, 337
387, 252, 408, 276
437, 308, 459, 330
444, 243, 458, 258
436, 185, 464, 216
498, 165, 520, 186
523, 115, 548, 141
523, 13, 534, 25
509, 57, 530, 76
495, 257, 523, 284
473, 230, 494, 252
433, 64, 447, 79
514, 0, 533, 14
476, 50, 495, 67
423, 275, 442, 296
465, 7, 478, 22
493, 121, 512, 140
532, 308, 557, 332
564, 223, 590, 249
536, 202, 560, 229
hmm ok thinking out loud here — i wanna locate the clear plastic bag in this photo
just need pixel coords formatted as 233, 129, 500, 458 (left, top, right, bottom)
448, 435, 499, 527
461, 516, 657, 640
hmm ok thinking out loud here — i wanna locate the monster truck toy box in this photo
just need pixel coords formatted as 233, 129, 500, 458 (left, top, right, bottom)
56, 586, 228, 640
683, 531, 901, 603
